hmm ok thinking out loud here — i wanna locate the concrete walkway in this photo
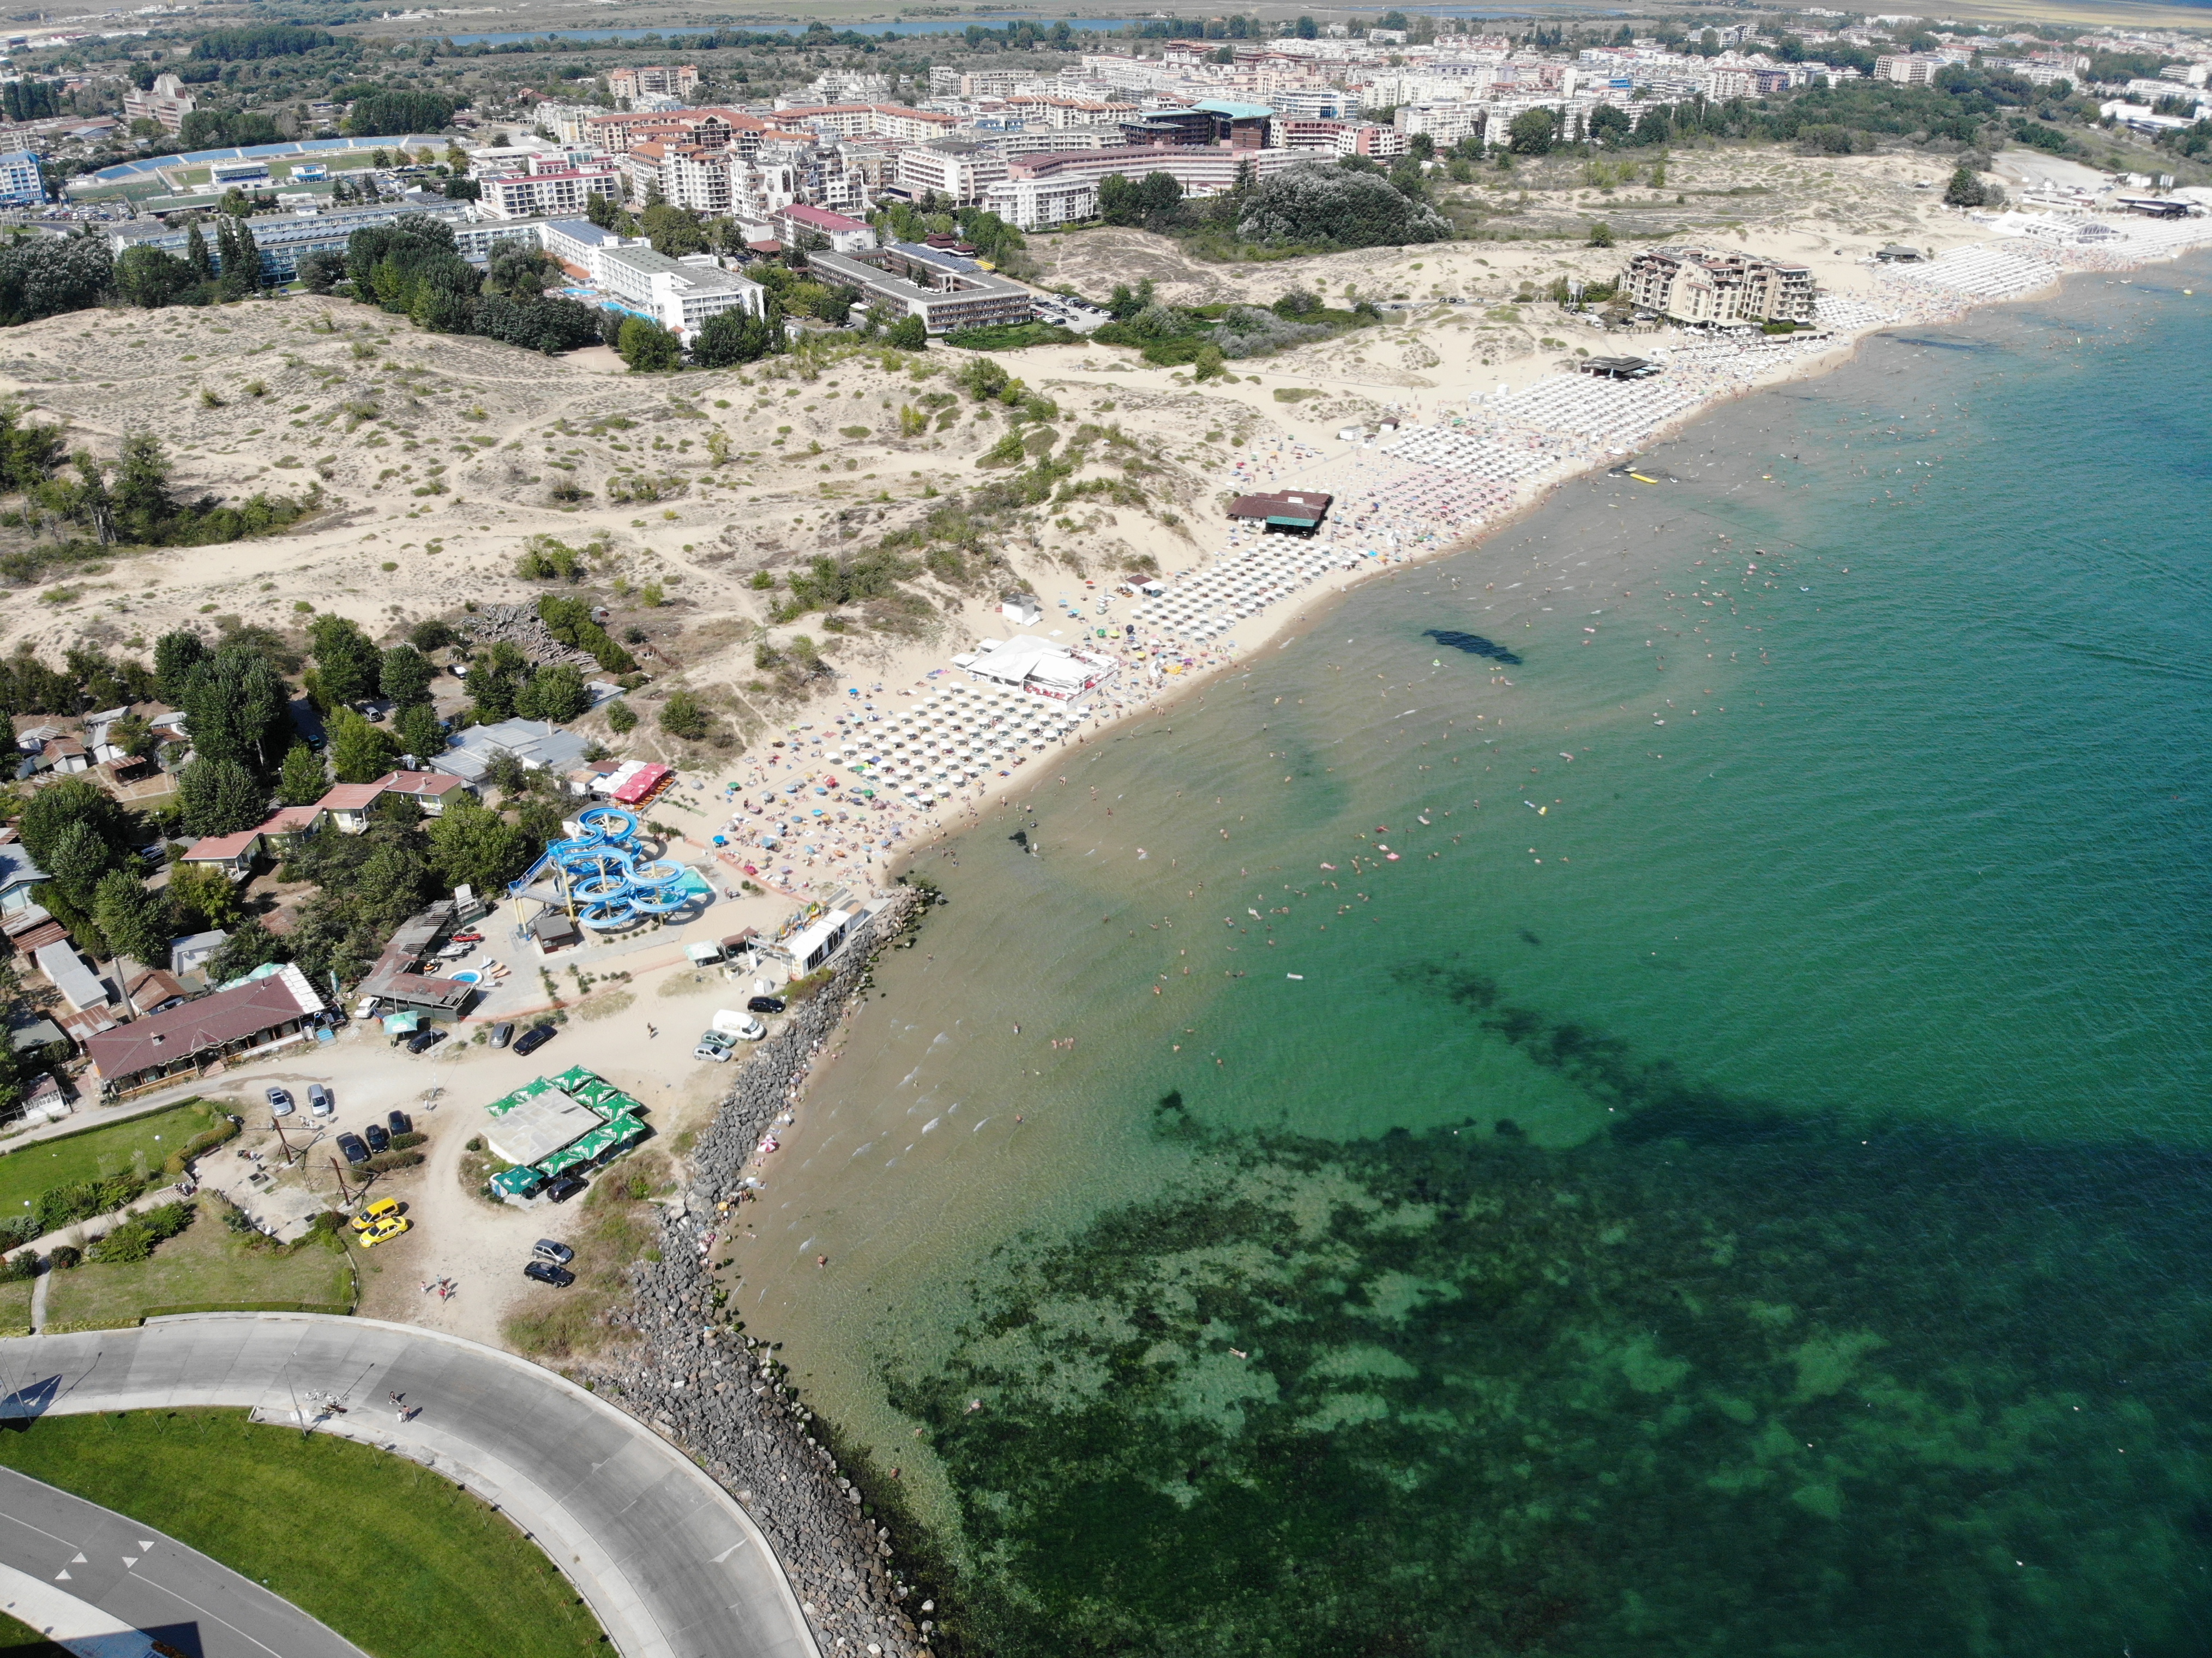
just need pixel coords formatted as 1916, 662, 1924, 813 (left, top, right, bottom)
0, 1465, 370, 1658
0, 1313, 820, 1658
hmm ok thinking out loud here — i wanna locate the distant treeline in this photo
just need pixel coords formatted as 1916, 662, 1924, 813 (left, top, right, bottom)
190, 25, 339, 60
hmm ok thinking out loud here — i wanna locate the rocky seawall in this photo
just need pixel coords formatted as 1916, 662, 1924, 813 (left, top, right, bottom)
584, 887, 935, 1658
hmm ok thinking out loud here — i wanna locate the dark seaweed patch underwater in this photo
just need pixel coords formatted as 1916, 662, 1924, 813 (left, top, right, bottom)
1422, 629, 1524, 666
886, 963, 2212, 1658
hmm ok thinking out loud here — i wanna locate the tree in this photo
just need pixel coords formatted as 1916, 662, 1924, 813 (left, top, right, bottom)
115, 245, 198, 309
396, 701, 447, 762
111, 431, 176, 544
1588, 221, 1616, 248
326, 707, 399, 784
17, 777, 133, 871
885, 314, 927, 351
309, 614, 382, 709
152, 630, 206, 705
690, 304, 780, 368
185, 221, 212, 283
296, 249, 345, 293
277, 742, 328, 807
617, 316, 681, 373
378, 644, 434, 708
167, 860, 243, 930
1508, 108, 1556, 155
178, 646, 291, 776
93, 869, 168, 966
1235, 163, 1452, 250
177, 758, 268, 838
464, 642, 529, 722
425, 794, 531, 894
1943, 164, 1986, 206
605, 700, 638, 735
514, 662, 589, 724
45, 818, 117, 900
660, 690, 711, 741
202, 914, 281, 980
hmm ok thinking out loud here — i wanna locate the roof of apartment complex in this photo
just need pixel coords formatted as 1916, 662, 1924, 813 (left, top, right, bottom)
807, 242, 1034, 331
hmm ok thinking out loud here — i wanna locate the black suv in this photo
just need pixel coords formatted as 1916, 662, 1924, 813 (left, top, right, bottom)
543, 1175, 586, 1203
523, 1260, 574, 1288
407, 1027, 446, 1055
387, 1109, 412, 1137
335, 1133, 370, 1166
513, 1024, 557, 1058
747, 996, 787, 1015
364, 1122, 390, 1154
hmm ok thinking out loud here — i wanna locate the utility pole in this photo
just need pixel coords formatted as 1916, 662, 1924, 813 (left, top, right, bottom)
329, 1155, 348, 1207
271, 1110, 295, 1165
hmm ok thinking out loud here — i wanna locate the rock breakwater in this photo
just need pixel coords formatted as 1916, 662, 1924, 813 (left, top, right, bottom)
585, 887, 935, 1658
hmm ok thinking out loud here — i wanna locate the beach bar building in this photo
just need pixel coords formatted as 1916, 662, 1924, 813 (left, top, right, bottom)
956, 635, 1117, 701
1228, 490, 1333, 537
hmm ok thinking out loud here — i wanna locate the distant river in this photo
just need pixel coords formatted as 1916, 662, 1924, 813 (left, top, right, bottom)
734, 263, 2212, 1657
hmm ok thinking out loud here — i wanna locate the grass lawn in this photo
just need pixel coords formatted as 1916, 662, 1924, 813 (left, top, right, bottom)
0, 1612, 69, 1656
0, 1278, 31, 1336
0, 1410, 608, 1658
41, 1200, 352, 1331
0, 1101, 232, 1216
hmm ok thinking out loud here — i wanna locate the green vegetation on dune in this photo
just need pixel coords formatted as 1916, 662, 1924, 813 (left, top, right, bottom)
0, 1410, 607, 1658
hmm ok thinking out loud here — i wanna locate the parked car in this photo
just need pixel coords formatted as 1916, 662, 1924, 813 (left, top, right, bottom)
364, 1121, 390, 1154
694, 1032, 734, 1064
387, 1109, 411, 1137
335, 1132, 370, 1166
523, 1260, 574, 1288
746, 996, 787, 1016
532, 1239, 574, 1265
490, 1022, 515, 1049
712, 1010, 767, 1042
353, 996, 380, 1022
357, 1215, 411, 1248
452, 930, 484, 945
308, 1084, 333, 1117
407, 1027, 447, 1055
513, 1024, 556, 1058
351, 1197, 401, 1233
266, 1086, 294, 1117
544, 1175, 586, 1203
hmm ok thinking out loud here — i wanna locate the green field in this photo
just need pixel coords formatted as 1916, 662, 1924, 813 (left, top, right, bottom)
0, 1278, 31, 1337
41, 1199, 352, 1331
0, 1410, 607, 1658
0, 1612, 68, 1657
0, 1101, 233, 1217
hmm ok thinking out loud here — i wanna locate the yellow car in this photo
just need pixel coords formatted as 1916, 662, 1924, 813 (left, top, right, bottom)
356, 1215, 411, 1248
349, 1198, 400, 1234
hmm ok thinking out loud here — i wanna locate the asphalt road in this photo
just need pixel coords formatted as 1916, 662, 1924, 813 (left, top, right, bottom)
0, 1314, 819, 1658
0, 1463, 370, 1658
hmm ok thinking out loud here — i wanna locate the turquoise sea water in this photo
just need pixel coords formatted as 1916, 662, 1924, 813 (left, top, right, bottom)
736, 264, 2212, 1657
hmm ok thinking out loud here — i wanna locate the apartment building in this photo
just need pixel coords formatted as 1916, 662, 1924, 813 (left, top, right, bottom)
894, 140, 1008, 206
1007, 143, 1306, 198
598, 245, 765, 341
1621, 246, 1817, 326
122, 72, 194, 134
773, 103, 961, 144
773, 203, 876, 254
606, 64, 698, 103
982, 173, 1099, 231
806, 242, 1033, 334
627, 141, 736, 214
582, 107, 801, 158
107, 199, 477, 281
1873, 52, 1945, 83
481, 162, 623, 220
0, 151, 43, 207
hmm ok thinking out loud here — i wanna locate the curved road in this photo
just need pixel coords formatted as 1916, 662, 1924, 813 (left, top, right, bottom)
0, 1314, 819, 1658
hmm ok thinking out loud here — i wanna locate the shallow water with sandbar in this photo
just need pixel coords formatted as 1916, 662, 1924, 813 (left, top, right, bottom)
727, 263, 2212, 1656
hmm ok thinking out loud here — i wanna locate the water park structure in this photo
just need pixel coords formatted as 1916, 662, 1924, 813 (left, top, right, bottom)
510, 806, 696, 932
